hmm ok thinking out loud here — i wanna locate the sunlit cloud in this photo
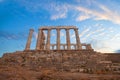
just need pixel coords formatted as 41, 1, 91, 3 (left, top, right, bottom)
76, 14, 91, 21
74, 3, 120, 24
13, 0, 120, 24
79, 27, 90, 37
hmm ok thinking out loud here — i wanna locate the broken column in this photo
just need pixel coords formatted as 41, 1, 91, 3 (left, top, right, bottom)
25, 29, 34, 50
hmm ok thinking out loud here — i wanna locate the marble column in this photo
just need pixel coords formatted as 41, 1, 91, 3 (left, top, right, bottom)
52, 45, 54, 50
36, 29, 42, 50
57, 28, 60, 50
74, 45, 76, 50
46, 29, 51, 50
63, 45, 65, 50
66, 28, 71, 50
25, 29, 34, 50
40, 31, 45, 50
74, 28, 82, 50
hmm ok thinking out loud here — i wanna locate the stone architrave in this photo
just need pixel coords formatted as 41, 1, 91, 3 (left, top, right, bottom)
25, 29, 34, 50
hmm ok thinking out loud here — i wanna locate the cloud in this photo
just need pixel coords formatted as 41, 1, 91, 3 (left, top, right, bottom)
81, 27, 105, 41
91, 39, 114, 53
50, 3, 68, 20
110, 33, 120, 41
50, 1, 120, 24
79, 27, 90, 37
71, 33, 75, 38
13, 0, 120, 24
51, 12, 66, 20
51, 33, 56, 36
60, 32, 65, 37
73, 3, 120, 24
76, 14, 91, 21
0, 31, 27, 40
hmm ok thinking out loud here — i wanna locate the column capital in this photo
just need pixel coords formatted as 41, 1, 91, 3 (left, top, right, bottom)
65, 28, 70, 30
56, 28, 61, 30
30, 29, 34, 31
74, 28, 78, 30
38, 28, 42, 30
47, 28, 51, 30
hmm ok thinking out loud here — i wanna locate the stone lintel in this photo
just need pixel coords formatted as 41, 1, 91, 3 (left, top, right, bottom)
40, 26, 77, 30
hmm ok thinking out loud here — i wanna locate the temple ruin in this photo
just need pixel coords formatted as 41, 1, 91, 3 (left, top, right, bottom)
1, 26, 120, 80
25, 26, 93, 51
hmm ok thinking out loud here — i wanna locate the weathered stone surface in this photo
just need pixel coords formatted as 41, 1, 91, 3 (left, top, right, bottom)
0, 50, 120, 80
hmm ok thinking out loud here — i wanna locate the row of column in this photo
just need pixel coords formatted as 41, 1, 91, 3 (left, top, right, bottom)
25, 28, 82, 50
51, 44, 92, 50
51, 45, 77, 50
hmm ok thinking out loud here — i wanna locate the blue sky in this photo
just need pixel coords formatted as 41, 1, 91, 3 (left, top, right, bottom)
0, 0, 120, 56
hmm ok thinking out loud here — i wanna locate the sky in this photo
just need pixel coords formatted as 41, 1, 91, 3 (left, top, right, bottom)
0, 0, 120, 56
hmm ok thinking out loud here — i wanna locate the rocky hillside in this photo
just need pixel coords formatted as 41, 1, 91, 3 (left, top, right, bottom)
0, 50, 120, 80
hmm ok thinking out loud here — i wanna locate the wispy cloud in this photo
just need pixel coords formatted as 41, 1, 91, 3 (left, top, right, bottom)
50, 3, 68, 20
73, 2, 120, 24
13, 0, 120, 24
60, 32, 65, 37
71, 33, 75, 38
76, 14, 91, 21
0, 31, 27, 40
110, 33, 120, 41
79, 27, 90, 37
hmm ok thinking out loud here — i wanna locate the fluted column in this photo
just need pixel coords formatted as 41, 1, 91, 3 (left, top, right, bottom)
36, 29, 42, 50
66, 28, 71, 50
57, 28, 60, 50
46, 29, 51, 50
74, 28, 82, 50
25, 29, 34, 50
